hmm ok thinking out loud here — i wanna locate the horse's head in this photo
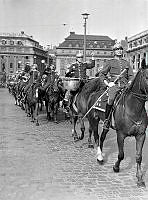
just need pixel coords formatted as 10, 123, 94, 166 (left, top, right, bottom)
140, 67, 148, 95
128, 58, 148, 99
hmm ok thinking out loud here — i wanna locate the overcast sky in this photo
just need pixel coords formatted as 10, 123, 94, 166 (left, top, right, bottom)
1, 0, 148, 47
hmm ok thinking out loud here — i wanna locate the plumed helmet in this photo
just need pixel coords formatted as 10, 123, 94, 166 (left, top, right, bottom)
113, 41, 123, 51
76, 53, 83, 58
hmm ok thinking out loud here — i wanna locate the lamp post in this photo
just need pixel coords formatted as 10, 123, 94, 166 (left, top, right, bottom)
41, 59, 45, 73
82, 13, 90, 62
34, 56, 37, 64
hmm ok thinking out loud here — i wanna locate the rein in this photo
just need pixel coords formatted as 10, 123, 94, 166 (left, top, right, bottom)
130, 70, 148, 101
121, 70, 148, 126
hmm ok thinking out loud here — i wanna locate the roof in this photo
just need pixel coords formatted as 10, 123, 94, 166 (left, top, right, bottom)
58, 32, 115, 49
66, 32, 113, 41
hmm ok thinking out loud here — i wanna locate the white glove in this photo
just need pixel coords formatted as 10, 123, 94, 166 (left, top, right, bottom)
128, 80, 132, 85
108, 82, 115, 87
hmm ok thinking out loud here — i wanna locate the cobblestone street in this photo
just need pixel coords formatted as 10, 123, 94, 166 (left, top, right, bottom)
1, 88, 148, 200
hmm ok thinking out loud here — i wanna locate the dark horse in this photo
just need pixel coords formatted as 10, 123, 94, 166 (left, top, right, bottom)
71, 61, 148, 187
45, 79, 66, 122
25, 81, 41, 126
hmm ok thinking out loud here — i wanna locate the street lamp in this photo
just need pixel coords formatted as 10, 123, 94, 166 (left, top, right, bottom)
82, 13, 90, 62
41, 59, 45, 72
34, 56, 37, 64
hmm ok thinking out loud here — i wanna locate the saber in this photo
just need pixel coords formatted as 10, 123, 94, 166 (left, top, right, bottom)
82, 68, 128, 120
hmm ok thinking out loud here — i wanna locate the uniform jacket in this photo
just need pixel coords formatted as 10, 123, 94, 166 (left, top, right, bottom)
99, 58, 134, 87
29, 69, 40, 83
65, 60, 95, 79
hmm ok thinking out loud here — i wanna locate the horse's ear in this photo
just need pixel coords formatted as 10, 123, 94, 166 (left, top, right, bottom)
141, 58, 147, 69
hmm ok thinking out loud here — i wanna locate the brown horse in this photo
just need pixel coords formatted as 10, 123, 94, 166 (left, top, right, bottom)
98, 63, 148, 187
70, 60, 148, 187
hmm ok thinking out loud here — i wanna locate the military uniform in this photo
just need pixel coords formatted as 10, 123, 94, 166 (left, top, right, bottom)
99, 57, 134, 130
99, 58, 134, 104
24, 69, 40, 93
64, 59, 95, 111
65, 60, 95, 80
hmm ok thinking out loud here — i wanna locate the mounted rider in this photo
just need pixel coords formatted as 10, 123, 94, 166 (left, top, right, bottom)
97, 41, 134, 130
24, 63, 40, 94
41, 64, 57, 90
64, 52, 95, 109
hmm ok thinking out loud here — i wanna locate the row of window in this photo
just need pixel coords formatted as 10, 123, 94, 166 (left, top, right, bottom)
1, 40, 23, 46
58, 49, 113, 55
128, 36, 148, 49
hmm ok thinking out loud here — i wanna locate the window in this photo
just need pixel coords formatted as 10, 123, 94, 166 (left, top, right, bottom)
10, 63, 13, 68
17, 40, 23, 45
10, 40, 14, 45
1, 40, 7, 45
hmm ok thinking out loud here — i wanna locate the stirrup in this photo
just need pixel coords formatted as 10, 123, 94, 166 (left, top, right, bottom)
103, 119, 110, 130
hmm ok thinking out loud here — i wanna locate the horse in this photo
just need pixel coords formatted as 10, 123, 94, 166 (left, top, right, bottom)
25, 81, 41, 126
96, 63, 148, 187
68, 77, 105, 145
45, 78, 66, 122
70, 61, 148, 187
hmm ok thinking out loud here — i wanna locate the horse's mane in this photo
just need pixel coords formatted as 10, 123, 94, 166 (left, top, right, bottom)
82, 77, 104, 96
119, 69, 142, 105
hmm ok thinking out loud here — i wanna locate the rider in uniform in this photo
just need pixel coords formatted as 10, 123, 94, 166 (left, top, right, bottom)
64, 52, 95, 109
24, 64, 40, 94
98, 41, 134, 130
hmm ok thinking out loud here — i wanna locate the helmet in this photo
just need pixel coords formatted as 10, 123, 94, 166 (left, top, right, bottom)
76, 53, 83, 58
113, 42, 123, 51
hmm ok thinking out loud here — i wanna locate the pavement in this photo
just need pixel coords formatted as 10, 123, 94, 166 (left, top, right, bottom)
1, 88, 148, 200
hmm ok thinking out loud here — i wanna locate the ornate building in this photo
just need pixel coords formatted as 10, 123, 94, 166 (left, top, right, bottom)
56, 32, 115, 77
127, 30, 148, 73
0, 31, 47, 78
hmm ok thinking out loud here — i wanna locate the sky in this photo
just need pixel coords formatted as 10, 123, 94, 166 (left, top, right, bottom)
1, 0, 148, 47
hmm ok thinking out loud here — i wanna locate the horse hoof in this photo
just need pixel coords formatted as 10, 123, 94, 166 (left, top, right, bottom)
113, 166, 120, 173
88, 144, 94, 148
137, 181, 146, 188
36, 122, 39, 126
97, 159, 104, 165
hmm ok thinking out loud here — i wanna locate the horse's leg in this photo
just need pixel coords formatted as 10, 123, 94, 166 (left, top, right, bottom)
135, 134, 146, 187
79, 117, 85, 140
100, 128, 109, 151
113, 132, 125, 172
53, 103, 58, 123
31, 106, 34, 122
88, 123, 94, 148
72, 115, 79, 141
35, 102, 39, 126
45, 100, 49, 120
92, 120, 104, 163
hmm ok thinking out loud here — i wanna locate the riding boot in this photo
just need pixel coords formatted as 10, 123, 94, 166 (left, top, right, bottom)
103, 104, 113, 130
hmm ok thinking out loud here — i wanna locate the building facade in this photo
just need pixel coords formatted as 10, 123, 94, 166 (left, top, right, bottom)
127, 30, 148, 73
0, 31, 47, 78
56, 32, 115, 77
